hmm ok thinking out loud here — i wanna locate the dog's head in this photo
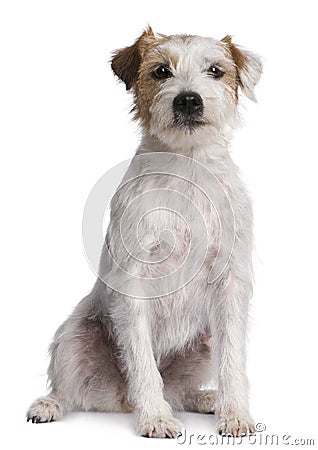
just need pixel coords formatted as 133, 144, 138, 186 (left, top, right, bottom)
111, 27, 262, 149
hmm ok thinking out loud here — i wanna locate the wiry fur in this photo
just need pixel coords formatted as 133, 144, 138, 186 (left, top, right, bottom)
27, 28, 262, 438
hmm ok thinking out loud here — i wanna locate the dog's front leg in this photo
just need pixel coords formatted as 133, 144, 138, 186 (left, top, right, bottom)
111, 297, 182, 438
213, 268, 255, 437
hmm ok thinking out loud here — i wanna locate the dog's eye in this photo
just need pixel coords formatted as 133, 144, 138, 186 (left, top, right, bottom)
152, 66, 172, 80
208, 66, 225, 79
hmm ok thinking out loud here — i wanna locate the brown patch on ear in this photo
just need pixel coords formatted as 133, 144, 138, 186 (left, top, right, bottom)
221, 35, 262, 101
111, 43, 140, 91
111, 27, 156, 91
222, 36, 247, 67
221, 35, 247, 92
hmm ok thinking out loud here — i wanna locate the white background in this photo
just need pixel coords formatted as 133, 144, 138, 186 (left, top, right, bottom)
1, 1, 318, 449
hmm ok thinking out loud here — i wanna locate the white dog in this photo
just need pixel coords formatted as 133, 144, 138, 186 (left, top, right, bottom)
27, 27, 262, 438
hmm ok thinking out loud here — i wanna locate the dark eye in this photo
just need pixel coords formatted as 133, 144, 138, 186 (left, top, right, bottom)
208, 65, 225, 79
151, 65, 172, 80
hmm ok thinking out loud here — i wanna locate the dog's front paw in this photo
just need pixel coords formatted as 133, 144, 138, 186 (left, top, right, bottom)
137, 414, 183, 438
218, 413, 255, 437
26, 396, 63, 423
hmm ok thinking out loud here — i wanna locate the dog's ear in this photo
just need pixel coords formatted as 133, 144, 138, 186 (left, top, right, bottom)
221, 35, 262, 101
111, 27, 156, 91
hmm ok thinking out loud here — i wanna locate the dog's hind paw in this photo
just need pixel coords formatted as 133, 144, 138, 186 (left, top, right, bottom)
184, 389, 216, 413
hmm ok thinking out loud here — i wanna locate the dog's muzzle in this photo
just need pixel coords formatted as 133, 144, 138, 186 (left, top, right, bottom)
173, 91, 204, 130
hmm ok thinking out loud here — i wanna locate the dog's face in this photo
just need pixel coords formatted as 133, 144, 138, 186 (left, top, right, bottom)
111, 28, 262, 149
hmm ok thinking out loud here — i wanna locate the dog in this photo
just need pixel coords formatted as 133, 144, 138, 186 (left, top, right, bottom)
27, 27, 262, 438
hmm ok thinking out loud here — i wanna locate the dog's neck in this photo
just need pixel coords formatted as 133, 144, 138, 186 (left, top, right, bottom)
137, 132, 232, 163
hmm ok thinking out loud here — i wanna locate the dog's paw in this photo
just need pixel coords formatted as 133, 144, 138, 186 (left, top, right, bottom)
218, 414, 255, 437
138, 414, 183, 438
26, 396, 63, 423
195, 389, 216, 413
184, 389, 216, 413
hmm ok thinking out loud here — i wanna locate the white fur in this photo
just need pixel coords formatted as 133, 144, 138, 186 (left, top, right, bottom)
27, 31, 262, 438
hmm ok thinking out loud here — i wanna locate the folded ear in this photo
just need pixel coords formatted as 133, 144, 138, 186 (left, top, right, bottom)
222, 35, 262, 101
111, 26, 156, 90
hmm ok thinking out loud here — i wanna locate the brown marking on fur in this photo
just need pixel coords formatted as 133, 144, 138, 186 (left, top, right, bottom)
221, 35, 248, 101
222, 35, 248, 72
219, 61, 238, 102
134, 50, 168, 129
111, 28, 175, 129
111, 26, 157, 90
111, 41, 140, 91
133, 36, 183, 129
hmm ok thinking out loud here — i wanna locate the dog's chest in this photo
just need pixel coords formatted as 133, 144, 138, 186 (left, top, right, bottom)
149, 283, 212, 356
117, 154, 236, 248
109, 153, 244, 282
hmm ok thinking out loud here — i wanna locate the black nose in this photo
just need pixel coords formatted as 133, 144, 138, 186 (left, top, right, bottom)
173, 91, 203, 117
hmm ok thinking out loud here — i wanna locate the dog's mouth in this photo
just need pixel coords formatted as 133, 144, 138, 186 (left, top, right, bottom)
173, 114, 206, 133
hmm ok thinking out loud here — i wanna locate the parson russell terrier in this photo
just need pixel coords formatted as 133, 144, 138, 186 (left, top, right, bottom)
27, 27, 262, 438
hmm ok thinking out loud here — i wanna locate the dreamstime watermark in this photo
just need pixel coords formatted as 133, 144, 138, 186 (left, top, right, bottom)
176, 423, 315, 446
82, 152, 236, 299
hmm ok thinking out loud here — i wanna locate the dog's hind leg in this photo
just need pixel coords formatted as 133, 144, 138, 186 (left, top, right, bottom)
27, 291, 131, 423
161, 334, 216, 413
